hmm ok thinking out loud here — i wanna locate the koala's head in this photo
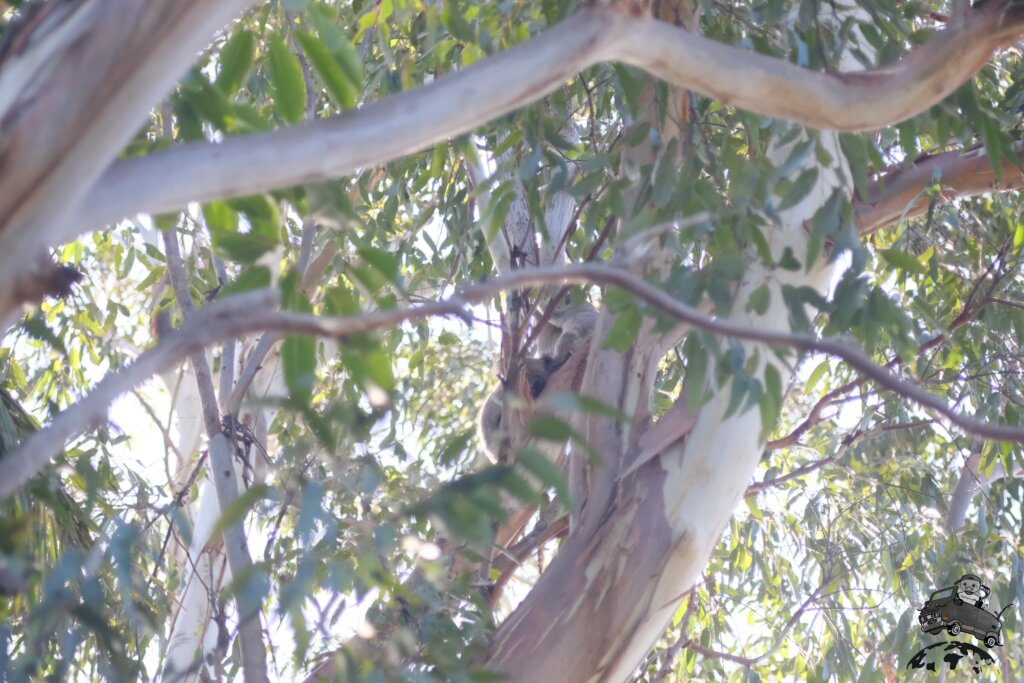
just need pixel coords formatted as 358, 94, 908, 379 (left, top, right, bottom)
958, 574, 982, 595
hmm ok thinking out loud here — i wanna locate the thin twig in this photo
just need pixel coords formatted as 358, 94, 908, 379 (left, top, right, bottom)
682, 578, 827, 666
162, 228, 268, 680
8, 261, 1024, 499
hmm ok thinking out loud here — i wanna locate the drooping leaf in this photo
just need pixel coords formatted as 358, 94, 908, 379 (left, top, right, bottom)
268, 36, 308, 124
295, 30, 358, 110
216, 28, 255, 96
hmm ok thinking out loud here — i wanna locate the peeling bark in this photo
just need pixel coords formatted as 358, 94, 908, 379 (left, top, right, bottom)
485, 5, 866, 676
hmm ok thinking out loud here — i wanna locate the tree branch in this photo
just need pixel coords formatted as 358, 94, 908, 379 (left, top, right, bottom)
609, 1, 1024, 132
6, 262, 1024, 499
946, 450, 1024, 531
0, 0, 253, 326
855, 144, 1024, 235
749, 419, 932, 496
69, 2, 1024, 243
162, 229, 268, 681
681, 580, 825, 667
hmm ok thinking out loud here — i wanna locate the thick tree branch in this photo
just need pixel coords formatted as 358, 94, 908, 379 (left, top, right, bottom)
855, 145, 1024, 235
67, 3, 1024, 243
71, 10, 613, 245
610, 2, 1024, 131
0, 0, 253, 325
6, 262, 1024, 499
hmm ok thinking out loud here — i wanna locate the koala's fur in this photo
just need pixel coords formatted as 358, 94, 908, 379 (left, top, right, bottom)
477, 356, 558, 464
477, 295, 597, 464
537, 296, 598, 365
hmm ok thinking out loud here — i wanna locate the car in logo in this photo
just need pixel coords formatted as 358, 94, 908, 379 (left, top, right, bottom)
917, 586, 1010, 648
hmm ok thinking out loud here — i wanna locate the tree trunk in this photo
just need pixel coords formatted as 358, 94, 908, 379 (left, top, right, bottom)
485, 8, 868, 679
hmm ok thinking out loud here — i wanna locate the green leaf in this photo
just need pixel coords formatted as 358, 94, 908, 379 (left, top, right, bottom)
282, 333, 316, 404
746, 284, 771, 315
281, 269, 316, 405
220, 265, 271, 298
601, 305, 642, 352
332, 40, 364, 94
838, 134, 871, 197
496, 470, 543, 506
879, 247, 925, 274
211, 483, 272, 538
211, 233, 279, 263
203, 201, 238, 233
362, 348, 394, 391
515, 446, 570, 508
356, 246, 401, 287
777, 247, 801, 271
805, 359, 829, 394
526, 415, 571, 442
324, 282, 361, 316
759, 363, 782, 437
207, 196, 280, 263
684, 336, 708, 412
23, 314, 66, 355
268, 36, 307, 124
441, 495, 494, 544
543, 394, 630, 422
216, 28, 255, 96
777, 167, 819, 211
437, 430, 474, 466
295, 30, 358, 110
441, 0, 476, 43
652, 139, 679, 207
309, 5, 365, 90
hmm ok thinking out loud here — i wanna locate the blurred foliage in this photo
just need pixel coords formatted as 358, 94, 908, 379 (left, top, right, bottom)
3, 0, 1024, 680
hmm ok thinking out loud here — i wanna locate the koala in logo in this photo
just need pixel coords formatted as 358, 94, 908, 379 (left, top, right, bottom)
956, 574, 988, 610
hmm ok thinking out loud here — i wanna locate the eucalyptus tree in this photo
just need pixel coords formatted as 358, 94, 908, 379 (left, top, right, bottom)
2, 0, 1024, 680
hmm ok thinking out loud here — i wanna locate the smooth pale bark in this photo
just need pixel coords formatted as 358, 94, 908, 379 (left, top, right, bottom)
64, 2, 1024, 248
496, 146, 542, 270
485, 7, 867, 672
161, 229, 268, 680
163, 344, 286, 678
486, 131, 849, 680
608, 3, 1024, 131
539, 125, 579, 267
0, 0, 252, 326
164, 480, 229, 679
946, 451, 1024, 532
570, 5, 695, 531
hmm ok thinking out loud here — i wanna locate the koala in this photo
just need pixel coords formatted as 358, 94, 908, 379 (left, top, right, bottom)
478, 295, 597, 464
477, 356, 558, 464
477, 387, 505, 465
955, 573, 988, 609
537, 295, 598, 365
